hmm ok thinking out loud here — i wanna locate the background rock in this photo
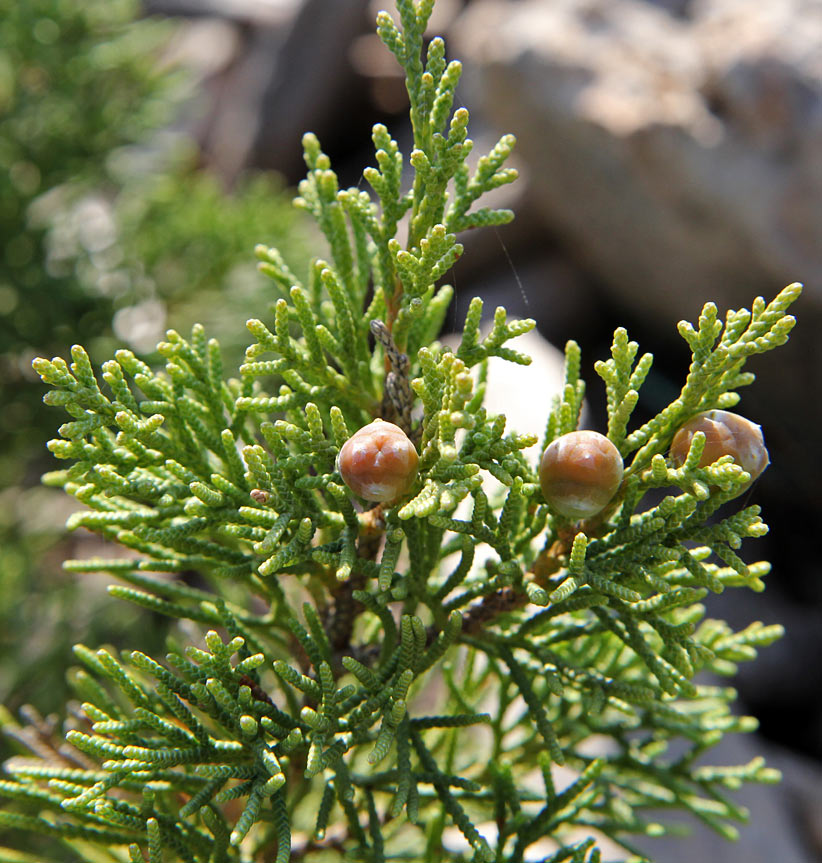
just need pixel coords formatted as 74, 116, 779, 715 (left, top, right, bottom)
249, 0, 374, 181
452, 0, 822, 320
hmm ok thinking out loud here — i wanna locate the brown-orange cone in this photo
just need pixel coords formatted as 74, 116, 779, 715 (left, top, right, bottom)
670, 409, 769, 495
539, 430, 623, 520
337, 419, 419, 502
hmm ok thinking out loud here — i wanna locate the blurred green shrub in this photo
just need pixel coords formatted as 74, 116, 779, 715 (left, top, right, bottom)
0, 0, 308, 738
0, 0, 173, 486
44, 145, 310, 364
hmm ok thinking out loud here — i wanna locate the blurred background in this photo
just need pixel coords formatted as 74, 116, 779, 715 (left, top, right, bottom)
1, 0, 819, 859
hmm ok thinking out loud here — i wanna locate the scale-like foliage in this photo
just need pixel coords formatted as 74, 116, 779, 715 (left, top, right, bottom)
2, 2, 800, 861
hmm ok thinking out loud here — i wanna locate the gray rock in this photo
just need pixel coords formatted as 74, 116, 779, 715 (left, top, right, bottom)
452, 0, 822, 317
249, 0, 373, 181
452, 0, 822, 323
144, 0, 301, 25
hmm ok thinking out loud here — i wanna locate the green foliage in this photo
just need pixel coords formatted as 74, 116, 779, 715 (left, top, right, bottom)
0, 0, 172, 480
2, 1, 801, 861
0, 0, 177, 767
0, 0, 307, 482
0, 0, 307, 773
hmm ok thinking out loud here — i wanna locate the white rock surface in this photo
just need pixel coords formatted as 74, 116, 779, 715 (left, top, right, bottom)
482, 325, 570, 441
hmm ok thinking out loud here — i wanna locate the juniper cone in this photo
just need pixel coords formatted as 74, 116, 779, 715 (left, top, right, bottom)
337, 419, 419, 502
539, 430, 624, 520
670, 409, 770, 495
1, 1, 803, 861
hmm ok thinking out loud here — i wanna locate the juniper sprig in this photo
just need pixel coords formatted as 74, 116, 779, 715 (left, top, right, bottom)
2, 1, 801, 861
